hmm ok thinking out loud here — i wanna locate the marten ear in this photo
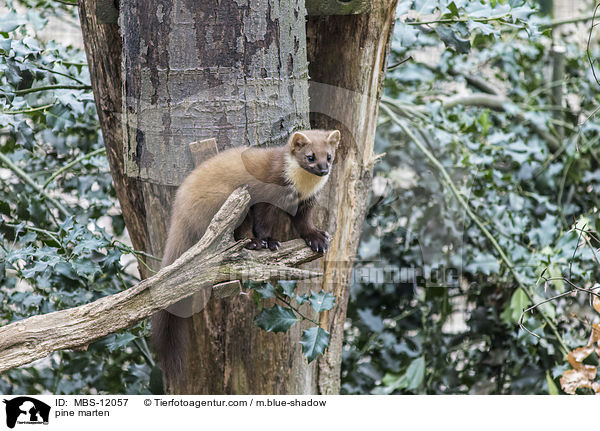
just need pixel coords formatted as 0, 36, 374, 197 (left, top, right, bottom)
327, 130, 341, 148
290, 131, 310, 150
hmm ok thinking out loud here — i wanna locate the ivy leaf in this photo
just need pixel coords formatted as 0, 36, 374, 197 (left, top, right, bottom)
278, 280, 297, 298
413, 0, 436, 14
106, 332, 137, 352
468, 20, 499, 37
71, 258, 99, 278
510, 5, 536, 22
404, 356, 426, 390
533, 293, 556, 321
300, 327, 330, 363
26, 10, 49, 32
446, 1, 459, 17
434, 27, 471, 53
466, 2, 509, 18
546, 371, 559, 395
502, 288, 531, 324
22, 294, 44, 309
0, 199, 10, 215
0, 12, 27, 33
465, 253, 500, 276
378, 357, 426, 393
394, 24, 420, 51
308, 290, 335, 313
357, 308, 384, 332
71, 236, 105, 256
528, 215, 558, 247
254, 305, 298, 333
254, 282, 277, 298
296, 293, 308, 305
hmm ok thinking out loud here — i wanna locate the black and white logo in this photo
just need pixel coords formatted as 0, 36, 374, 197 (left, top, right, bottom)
3, 397, 50, 429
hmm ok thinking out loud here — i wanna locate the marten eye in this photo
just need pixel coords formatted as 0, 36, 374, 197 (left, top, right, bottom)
327, 154, 332, 162
307, 154, 315, 162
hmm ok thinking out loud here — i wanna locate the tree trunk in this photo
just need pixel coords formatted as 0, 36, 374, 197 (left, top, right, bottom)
78, 0, 149, 276
120, 0, 312, 394
306, 1, 398, 393
80, 0, 398, 394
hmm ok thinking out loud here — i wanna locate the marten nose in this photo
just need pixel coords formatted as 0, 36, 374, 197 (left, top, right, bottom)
317, 163, 328, 175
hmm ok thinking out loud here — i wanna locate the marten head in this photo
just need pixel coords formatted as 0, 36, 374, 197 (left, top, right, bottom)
285, 129, 340, 200
288, 130, 340, 177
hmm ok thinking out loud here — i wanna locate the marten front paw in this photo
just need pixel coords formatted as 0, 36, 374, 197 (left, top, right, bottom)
245, 237, 281, 251
263, 237, 281, 251
302, 229, 330, 253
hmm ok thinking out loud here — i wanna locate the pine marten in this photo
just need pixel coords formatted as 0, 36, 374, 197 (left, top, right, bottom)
152, 129, 340, 383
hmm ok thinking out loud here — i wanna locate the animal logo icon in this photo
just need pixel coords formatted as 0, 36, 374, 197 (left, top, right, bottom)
3, 397, 50, 429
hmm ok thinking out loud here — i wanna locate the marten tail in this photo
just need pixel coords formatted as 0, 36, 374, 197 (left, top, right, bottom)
151, 310, 190, 383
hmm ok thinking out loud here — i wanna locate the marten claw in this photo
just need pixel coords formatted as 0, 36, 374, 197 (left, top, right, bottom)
245, 237, 280, 251
265, 238, 281, 251
303, 229, 330, 253
245, 238, 265, 250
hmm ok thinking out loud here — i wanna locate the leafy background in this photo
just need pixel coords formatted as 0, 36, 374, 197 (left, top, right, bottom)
1, 0, 599, 394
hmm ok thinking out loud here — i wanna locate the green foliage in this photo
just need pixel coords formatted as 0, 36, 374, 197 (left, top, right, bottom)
251, 281, 334, 362
343, 0, 600, 394
0, 2, 153, 394
2, 0, 599, 395
375, 357, 426, 394
308, 290, 335, 313
300, 327, 330, 363
254, 305, 299, 333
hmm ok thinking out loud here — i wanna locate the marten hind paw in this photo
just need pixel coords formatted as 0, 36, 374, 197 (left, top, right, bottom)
245, 237, 281, 251
245, 238, 267, 250
302, 229, 330, 253
264, 238, 281, 251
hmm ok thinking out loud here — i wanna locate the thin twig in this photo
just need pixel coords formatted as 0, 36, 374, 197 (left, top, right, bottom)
401, 13, 511, 26
56, 61, 88, 67
113, 240, 162, 262
2, 222, 66, 253
11, 84, 91, 96
421, 62, 500, 95
276, 293, 319, 326
543, 13, 600, 28
518, 291, 563, 339
0, 54, 88, 86
569, 223, 586, 281
519, 284, 600, 337
401, 12, 597, 28
587, 3, 600, 88
35, 65, 88, 86
0, 103, 55, 115
133, 338, 155, 367
387, 56, 413, 70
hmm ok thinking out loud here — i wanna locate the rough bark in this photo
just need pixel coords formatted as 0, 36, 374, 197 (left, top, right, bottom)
120, 0, 315, 394
306, 1, 399, 394
81, 0, 398, 394
0, 189, 322, 373
122, 0, 309, 186
78, 0, 149, 275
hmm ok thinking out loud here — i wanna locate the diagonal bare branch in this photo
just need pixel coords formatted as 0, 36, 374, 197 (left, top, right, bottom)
0, 187, 323, 372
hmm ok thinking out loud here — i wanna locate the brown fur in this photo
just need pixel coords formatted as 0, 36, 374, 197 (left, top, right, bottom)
152, 129, 340, 383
